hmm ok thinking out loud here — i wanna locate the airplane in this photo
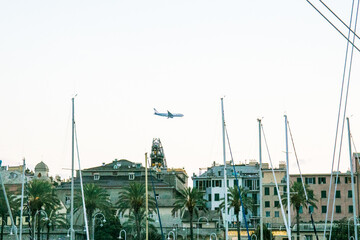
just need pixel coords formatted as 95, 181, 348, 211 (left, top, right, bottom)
154, 108, 184, 118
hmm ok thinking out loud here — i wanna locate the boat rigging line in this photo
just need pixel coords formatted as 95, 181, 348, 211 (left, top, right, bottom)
224, 126, 251, 240
260, 123, 291, 239
346, 118, 358, 240
305, 0, 360, 52
324, 0, 360, 237
286, 119, 319, 240
146, 159, 165, 240
74, 124, 90, 240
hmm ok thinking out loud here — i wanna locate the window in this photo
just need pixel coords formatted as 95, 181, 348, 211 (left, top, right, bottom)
65, 196, 71, 205
94, 173, 100, 180
336, 190, 341, 198
212, 180, 222, 188
283, 186, 287, 192
348, 190, 353, 198
318, 177, 326, 184
215, 194, 220, 201
234, 179, 238, 187
345, 177, 355, 183
274, 187, 278, 195
266, 211, 270, 217
208, 194, 211, 201
305, 177, 316, 184
309, 206, 314, 213
349, 205, 354, 213
275, 211, 279, 218
265, 187, 270, 195
218, 171, 221, 176
334, 176, 341, 184
274, 201, 280, 208
299, 206, 303, 214
265, 201, 270, 208
297, 178, 301, 183
321, 190, 327, 198
129, 173, 135, 180
322, 206, 327, 213
336, 205, 341, 213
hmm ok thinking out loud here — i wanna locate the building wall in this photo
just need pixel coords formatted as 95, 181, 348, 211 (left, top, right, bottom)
290, 173, 359, 223
262, 168, 287, 228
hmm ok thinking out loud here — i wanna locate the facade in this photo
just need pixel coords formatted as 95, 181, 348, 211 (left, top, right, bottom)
56, 158, 189, 231
192, 160, 260, 228
262, 162, 287, 229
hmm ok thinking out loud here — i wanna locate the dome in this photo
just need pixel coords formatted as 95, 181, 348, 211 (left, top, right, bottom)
35, 161, 49, 172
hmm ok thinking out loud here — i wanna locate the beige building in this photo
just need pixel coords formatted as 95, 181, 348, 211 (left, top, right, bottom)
290, 172, 359, 222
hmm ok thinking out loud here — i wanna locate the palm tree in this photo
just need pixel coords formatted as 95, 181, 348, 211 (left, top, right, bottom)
26, 179, 60, 240
117, 182, 155, 240
252, 224, 273, 240
41, 206, 67, 240
0, 186, 18, 240
121, 209, 158, 240
281, 181, 317, 240
219, 186, 253, 240
74, 183, 112, 239
171, 187, 207, 240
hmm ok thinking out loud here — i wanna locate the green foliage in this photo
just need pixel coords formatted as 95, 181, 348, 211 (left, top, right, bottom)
26, 179, 60, 215
117, 182, 156, 240
94, 214, 122, 240
26, 179, 60, 240
220, 186, 252, 240
331, 218, 360, 240
0, 185, 18, 240
171, 187, 207, 240
252, 224, 273, 240
74, 183, 112, 240
74, 183, 112, 221
281, 182, 317, 240
41, 206, 67, 240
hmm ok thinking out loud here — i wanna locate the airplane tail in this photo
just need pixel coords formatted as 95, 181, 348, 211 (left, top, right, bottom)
153, 108, 159, 114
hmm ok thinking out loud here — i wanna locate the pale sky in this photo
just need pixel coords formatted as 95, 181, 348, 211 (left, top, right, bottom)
0, 0, 359, 182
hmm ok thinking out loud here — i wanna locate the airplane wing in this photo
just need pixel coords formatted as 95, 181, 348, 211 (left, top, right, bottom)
167, 111, 174, 118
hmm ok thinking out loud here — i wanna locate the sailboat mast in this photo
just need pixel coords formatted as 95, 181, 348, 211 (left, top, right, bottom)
221, 98, 229, 240
258, 119, 263, 240
284, 115, 291, 238
19, 158, 26, 239
347, 117, 358, 240
145, 153, 149, 240
70, 97, 75, 240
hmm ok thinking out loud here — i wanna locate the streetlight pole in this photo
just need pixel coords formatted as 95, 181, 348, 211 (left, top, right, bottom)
91, 212, 106, 240
197, 217, 209, 240
118, 229, 126, 240
34, 210, 48, 240
210, 233, 218, 240
167, 231, 175, 240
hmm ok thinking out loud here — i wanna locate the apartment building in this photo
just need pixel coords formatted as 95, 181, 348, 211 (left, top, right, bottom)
192, 160, 260, 228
